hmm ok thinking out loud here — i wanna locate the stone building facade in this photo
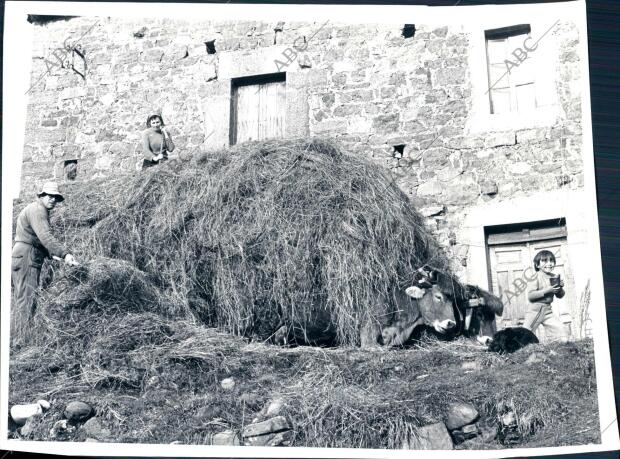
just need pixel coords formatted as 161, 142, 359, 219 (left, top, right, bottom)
22, 15, 591, 337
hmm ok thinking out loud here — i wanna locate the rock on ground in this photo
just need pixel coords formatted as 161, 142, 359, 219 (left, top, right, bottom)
445, 402, 479, 430
50, 419, 75, 439
64, 401, 93, 422
82, 417, 111, 440
220, 377, 235, 390
242, 416, 290, 438
212, 431, 241, 446
403, 422, 454, 450
10, 403, 43, 425
450, 423, 479, 443
19, 416, 40, 437
244, 430, 293, 447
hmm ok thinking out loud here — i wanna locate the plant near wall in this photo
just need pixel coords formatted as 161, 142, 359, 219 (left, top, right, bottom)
577, 280, 591, 339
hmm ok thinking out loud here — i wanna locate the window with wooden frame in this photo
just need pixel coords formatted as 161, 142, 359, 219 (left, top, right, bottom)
230, 73, 286, 145
485, 24, 536, 114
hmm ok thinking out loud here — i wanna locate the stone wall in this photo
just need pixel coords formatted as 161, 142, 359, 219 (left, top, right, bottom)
23, 17, 583, 278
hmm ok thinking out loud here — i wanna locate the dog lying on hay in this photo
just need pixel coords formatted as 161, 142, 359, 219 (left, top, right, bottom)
481, 327, 540, 354
271, 266, 504, 348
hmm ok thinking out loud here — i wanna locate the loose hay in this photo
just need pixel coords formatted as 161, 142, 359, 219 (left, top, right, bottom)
20, 138, 456, 346
8, 139, 601, 449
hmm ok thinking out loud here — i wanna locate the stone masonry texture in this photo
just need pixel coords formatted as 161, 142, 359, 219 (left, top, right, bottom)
23, 17, 583, 277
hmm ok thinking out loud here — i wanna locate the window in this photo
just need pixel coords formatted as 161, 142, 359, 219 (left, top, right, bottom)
63, 159, 78, 181
485, 24, 536, 114
230, 73, 286, 145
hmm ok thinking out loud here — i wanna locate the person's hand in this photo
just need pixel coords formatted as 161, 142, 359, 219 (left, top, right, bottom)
154, 154, 164, 162
64, 254, 79, 266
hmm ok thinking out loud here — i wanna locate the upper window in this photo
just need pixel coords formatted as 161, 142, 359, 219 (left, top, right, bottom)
485, 24, 535, 115
230, 73, 286, 145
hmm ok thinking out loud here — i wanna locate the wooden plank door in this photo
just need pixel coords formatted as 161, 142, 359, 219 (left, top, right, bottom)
488, 244, 530, 328
234, 81, 286, 144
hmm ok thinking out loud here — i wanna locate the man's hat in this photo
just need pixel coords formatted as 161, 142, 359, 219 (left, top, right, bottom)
37, 182, 65, 202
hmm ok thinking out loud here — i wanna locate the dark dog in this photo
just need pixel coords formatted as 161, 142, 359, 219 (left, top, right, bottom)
486, 327, 539, 354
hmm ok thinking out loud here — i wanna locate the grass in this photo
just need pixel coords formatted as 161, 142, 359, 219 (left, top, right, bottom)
9, 332, 600, 449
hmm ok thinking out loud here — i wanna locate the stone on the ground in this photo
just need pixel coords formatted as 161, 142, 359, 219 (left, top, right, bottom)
445, 402, 479, 430
37, 400, 51, 410
480, 426, 497, 442
497, 411, 520, 445
403, 422, 454, 450
220, 377, 235, 390
85, 438, 100, 442
10, 403, 43, 426
450, 423, 479, 443
252, 398, 285, 423
501, 411, 516, 426
244, 430, 293, 447
212, 430, 242, 446
82, 417, 111, 440
64, 401, 93, 422
19, 416, 40, 437
265, 398, 284, 417
242, 416, 290, 438
50, 419, 75, 439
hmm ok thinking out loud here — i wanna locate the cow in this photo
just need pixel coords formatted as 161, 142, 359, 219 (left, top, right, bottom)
366, 266, 463, 347
270, 266, 505, 348
374, 267, 505, 347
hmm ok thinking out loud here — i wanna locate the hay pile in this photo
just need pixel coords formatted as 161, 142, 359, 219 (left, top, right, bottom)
8, 140, 600, 448
15, 138, 458, 348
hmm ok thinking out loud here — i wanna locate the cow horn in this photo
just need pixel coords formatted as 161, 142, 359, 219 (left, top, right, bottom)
405, 286, 426, 299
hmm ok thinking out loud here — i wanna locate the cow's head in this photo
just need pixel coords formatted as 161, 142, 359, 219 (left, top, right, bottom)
417, 284, 458, 334
405, 267, 460, 335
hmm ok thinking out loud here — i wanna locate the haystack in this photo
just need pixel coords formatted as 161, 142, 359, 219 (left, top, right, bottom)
17, 138, 461, 347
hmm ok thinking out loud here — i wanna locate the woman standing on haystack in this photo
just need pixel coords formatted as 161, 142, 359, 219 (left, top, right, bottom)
141, 114, 175, 170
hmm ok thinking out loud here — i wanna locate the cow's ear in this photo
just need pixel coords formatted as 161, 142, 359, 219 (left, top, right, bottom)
405, 286, 426, 299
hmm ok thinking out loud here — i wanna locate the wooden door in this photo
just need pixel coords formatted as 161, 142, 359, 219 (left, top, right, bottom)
488, 244, 530, 329
233, 80, 286, 144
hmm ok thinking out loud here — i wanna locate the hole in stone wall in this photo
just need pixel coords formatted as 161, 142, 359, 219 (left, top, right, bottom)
392, 144, 406, 158
64, 159, 78, 181
205, 40, 217, 54
133, 27, 147, 39
402, 24, 416, 39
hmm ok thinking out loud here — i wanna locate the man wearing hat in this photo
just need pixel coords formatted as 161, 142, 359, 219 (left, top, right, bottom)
11, 182, 78, 341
